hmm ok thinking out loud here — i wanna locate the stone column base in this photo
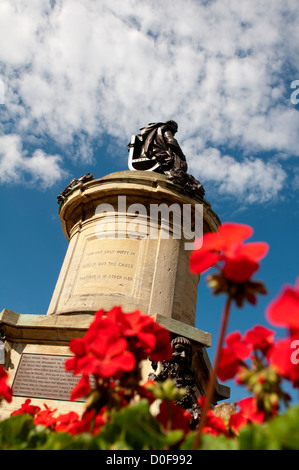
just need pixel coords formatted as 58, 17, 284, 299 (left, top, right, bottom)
0, 309, 229, 420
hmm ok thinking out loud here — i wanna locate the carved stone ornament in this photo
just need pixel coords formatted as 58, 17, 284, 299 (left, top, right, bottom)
149, 336, 202, 429
128, 120, 205, 198
57, 173, 94, 204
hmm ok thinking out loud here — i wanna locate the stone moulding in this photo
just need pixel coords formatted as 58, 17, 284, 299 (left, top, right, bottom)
0, 309, 93, 345
58, 171, 220, 241
0, 309, 211, 348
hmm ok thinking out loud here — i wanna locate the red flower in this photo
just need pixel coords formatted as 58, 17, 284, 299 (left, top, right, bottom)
56, 408, 107, 435
190, 222, 268, 283
243, 325, 275, 354
218, 332, 252, 381
0, 366, 12, 403
33, 404, 57, 428
229, 411, 248, 435
238, 396, 265, 423
269, 336, 299, 387
65, 310, 136, 381
237, 396, 265, 423
197, 397, 227, 436
228, 397, 265, 435
65, 307, 172, 389
203, 413, 227, 436
106, 307, 172, 362
70, 375, 91, 402
266, 278, 299, 333
11, 399, 40, 417
156, 400, 192, 432
54, 411, 80, 433
266, 279, 299, 388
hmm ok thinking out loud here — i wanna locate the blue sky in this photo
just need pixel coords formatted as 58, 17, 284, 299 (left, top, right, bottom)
1, 0, 299, 404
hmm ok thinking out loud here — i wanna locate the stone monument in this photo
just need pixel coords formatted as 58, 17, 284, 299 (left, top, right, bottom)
0, 121, 229, 420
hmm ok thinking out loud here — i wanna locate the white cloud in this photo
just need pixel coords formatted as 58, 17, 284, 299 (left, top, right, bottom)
187, 146, 287, 203
0, 78, 4, 105
1, 0, 299, 199
0, 134, 66, 187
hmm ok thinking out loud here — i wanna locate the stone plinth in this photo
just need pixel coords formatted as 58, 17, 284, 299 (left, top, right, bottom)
47, 171, 220, 327
0, 170, 230, 419
0, 309, 229, 419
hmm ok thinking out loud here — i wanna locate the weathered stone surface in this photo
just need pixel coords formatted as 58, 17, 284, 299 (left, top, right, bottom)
47, 171, 220, 327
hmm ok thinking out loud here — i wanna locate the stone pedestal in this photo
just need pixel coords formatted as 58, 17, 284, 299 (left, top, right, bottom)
48, 171, 220, 326
0, 171, 229, 419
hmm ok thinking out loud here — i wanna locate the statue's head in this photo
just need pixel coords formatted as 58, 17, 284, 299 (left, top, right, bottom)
165, 120, 178, 134
171, 336, 192, 366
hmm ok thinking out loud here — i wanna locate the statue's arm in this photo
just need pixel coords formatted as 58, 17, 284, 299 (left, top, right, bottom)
164, 131, 186, 160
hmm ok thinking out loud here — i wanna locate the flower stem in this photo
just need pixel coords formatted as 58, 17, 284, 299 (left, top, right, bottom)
192, 295, 233, 449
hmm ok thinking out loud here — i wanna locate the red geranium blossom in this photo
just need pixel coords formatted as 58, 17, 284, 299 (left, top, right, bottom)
70, 375, 91, 402
0, 366, 12, 403
229, 397, 266, 434
11, 399, 40, 417
65, 307, 173, 402
156, 400, 192, 433
105, 307, 173, 362
190, 222, 268, 283
53, 408, 107, 435
54, 409, 107, 435
69, 408, 107, 435
218, 332, 252, 381
238, 396, 266, 423
33, 404, 58, 428
65, 307, 172, 388
269, 336, 299, 388
243, 325, 275, 354
65, 310, 136, 381
229, 410, 248, 435
266, 278, 299, 333
265, 279, 299, 388
54, 411, 80, 434
197, 397, 227, 436
202, 412, 227, 437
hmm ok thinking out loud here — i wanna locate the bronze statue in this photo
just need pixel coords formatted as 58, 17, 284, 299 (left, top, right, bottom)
128, 120, 205, 198
149, 336, 201, 429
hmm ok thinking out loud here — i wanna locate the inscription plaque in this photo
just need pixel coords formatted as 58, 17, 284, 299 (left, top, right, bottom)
12, 353, 84, 402
73, 238, 139, 296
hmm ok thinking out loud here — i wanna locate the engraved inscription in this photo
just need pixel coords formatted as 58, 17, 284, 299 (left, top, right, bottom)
73, 239, 139, 296
12, 354, 84, 402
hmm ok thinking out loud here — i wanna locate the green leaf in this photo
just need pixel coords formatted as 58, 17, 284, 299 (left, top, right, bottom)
267, 405, 299, 450
0, 414, 36, 449
238, 423, 276, 450
239, 405, 299, 450
180, 431, 238, 450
